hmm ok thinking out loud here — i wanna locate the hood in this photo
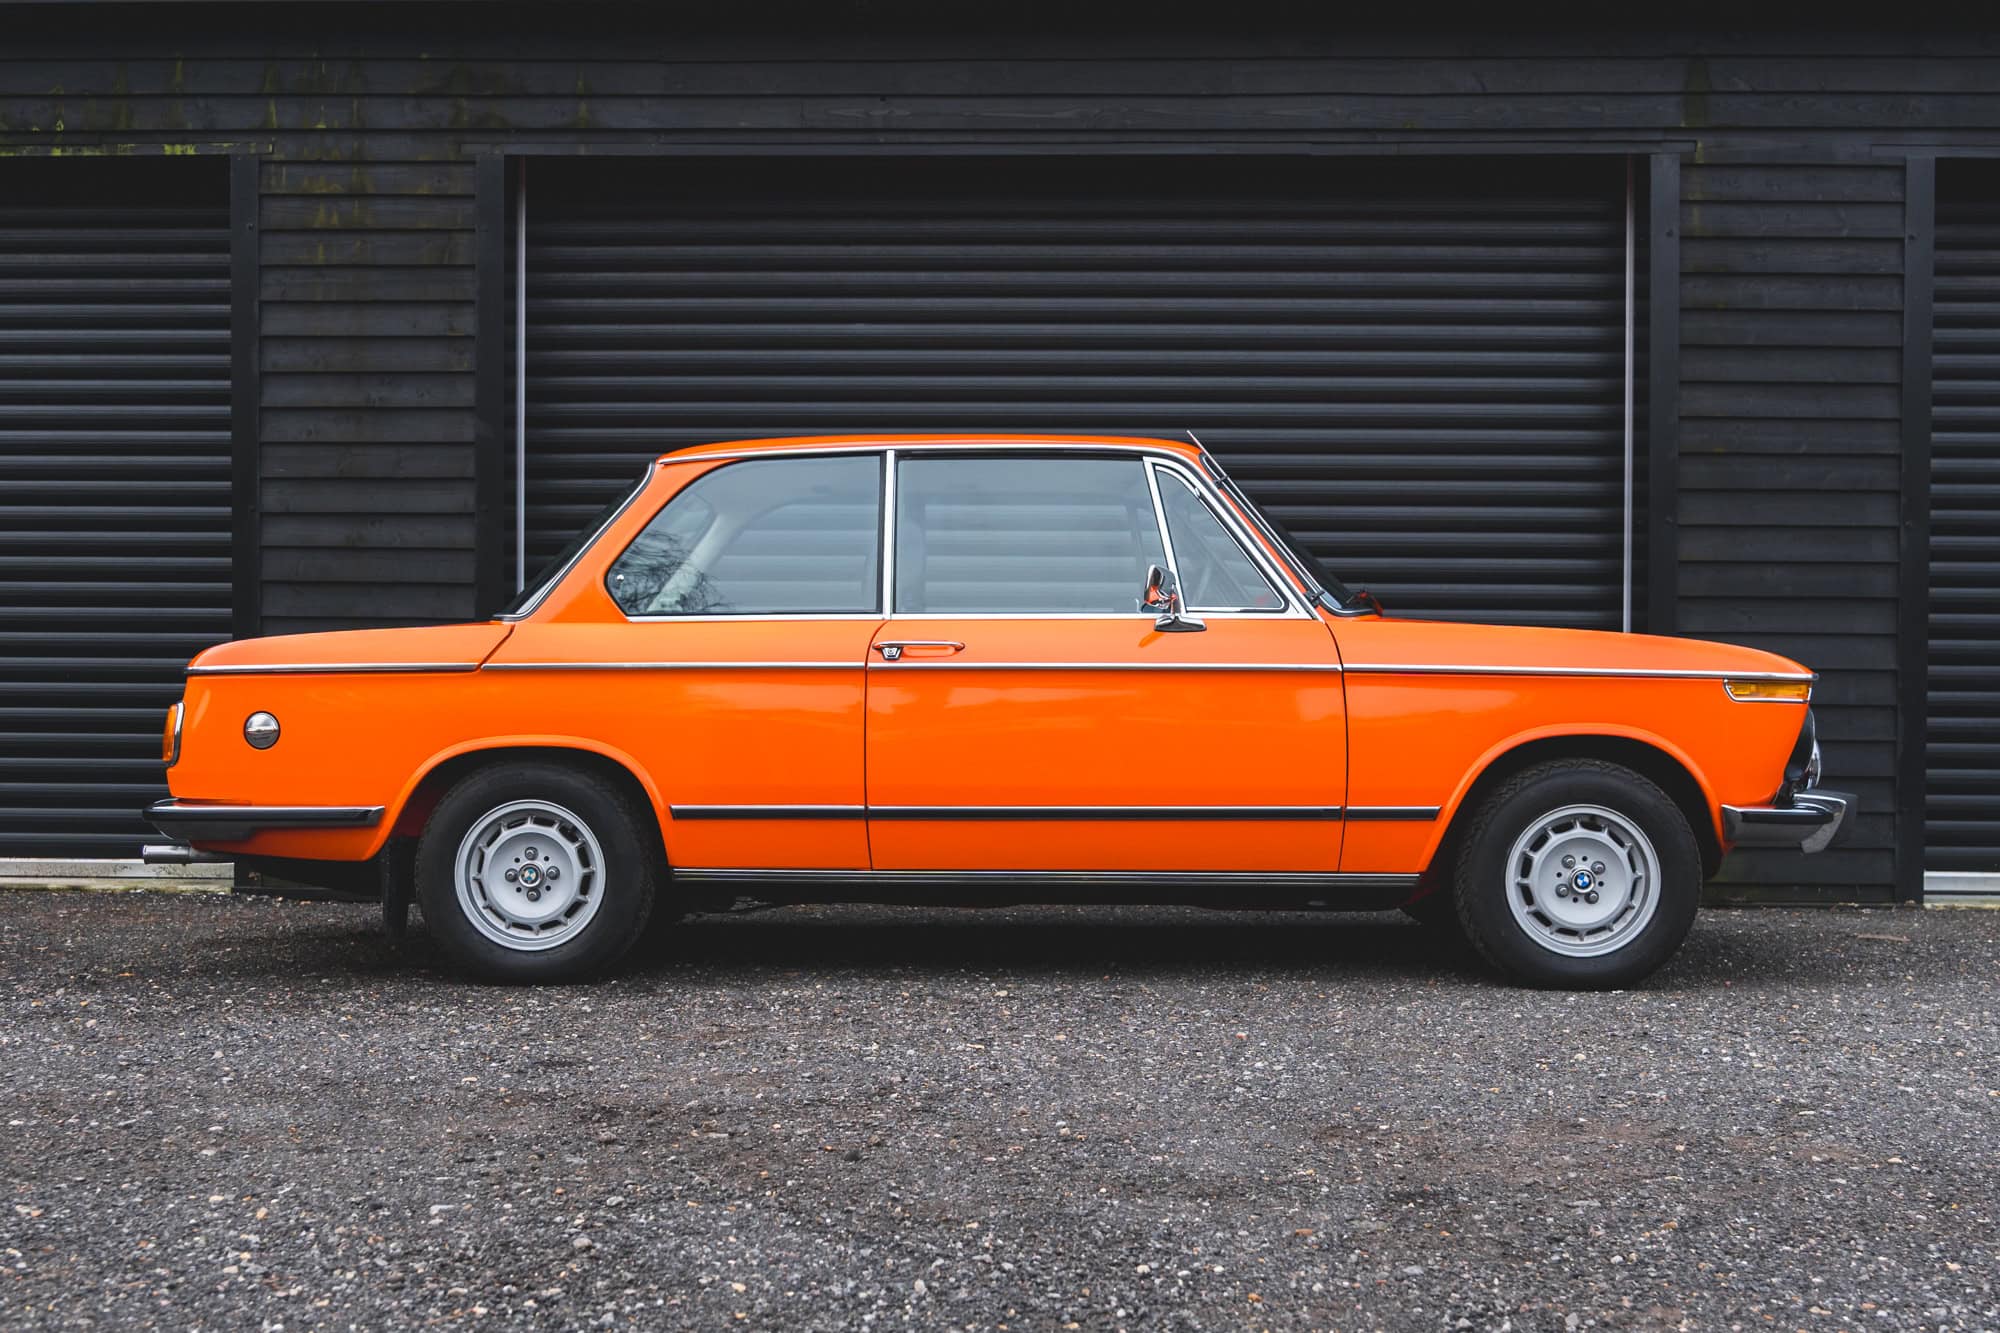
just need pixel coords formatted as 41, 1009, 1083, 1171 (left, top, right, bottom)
1333, 617, 1812, 679
187, 622, 514, 674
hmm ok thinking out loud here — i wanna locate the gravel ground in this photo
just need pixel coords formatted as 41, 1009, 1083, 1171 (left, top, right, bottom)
0, 892, 1994, 1332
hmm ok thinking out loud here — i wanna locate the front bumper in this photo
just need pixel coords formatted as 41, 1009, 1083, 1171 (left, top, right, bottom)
1721, 788, 1854, 854
143, 799, 384, 845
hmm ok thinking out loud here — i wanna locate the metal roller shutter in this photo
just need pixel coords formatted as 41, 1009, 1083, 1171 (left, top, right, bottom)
1928, 175, 2000, 873
0, 160, 232, 859
523, 155, 1628, 627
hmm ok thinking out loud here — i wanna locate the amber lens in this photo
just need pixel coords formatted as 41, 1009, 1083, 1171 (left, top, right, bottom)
162, 703, 181, 764
1724, 679, 1811, 702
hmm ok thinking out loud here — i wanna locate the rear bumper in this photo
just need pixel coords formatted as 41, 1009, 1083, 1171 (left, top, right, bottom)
1721, 788, 1854, 854
143, 799, 384, 844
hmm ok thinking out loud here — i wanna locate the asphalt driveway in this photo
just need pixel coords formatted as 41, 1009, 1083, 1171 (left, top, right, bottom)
0, 892, 1994, 1331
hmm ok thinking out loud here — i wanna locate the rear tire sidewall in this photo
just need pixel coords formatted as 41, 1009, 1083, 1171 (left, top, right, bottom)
1455, 763, 1700, 988
416, 762, 656, 982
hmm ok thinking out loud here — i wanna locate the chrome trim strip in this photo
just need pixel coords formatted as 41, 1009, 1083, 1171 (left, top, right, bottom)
1344, 806, 1442, 822
497, 468, 650, 622
144, 800, 384, 842
1144, 457, 1181, 597
880, 446, 898, 616
186, 661, 480, 677
1343, 664, 1816, 683
866, 660, 1342, 672
622, 613, 886, 623
483, 660, 856, 672
671, 805, 865, 820
605, 444, 1307, 625
672, 868, 1420, 890
868, 806, 1344, 821
145, 801, 384, 826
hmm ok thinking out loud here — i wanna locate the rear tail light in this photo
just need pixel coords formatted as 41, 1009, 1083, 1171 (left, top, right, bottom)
162, 702, 182, 767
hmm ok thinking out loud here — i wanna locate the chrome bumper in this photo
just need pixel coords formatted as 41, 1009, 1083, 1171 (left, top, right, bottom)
143, 799, 384, 844
1721, 788, 1854, 854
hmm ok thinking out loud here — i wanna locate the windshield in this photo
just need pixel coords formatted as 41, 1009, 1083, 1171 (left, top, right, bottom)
1199, 453, 1356, 611
496, 471, 648, 619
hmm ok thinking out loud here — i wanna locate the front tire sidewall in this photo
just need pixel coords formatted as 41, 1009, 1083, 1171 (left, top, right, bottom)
417, 763, 656, 982
1456, 763, 1700, 989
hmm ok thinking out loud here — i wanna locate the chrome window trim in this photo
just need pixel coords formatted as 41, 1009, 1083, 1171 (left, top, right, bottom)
880, 446, 898, 617
483, 660, 856, 672
621, 613, 887, 624
586, 442, 1314, 626
1344, 663, 1817, 683
865, 660, 1343, 672
1143, 457, 1181, 595
186, 662, 480, 677
497, 466, 652, 622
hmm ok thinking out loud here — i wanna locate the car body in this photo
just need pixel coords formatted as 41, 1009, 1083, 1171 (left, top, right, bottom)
145, 435, 1849, 985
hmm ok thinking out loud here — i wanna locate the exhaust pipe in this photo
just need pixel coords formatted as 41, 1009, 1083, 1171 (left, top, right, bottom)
142, 844, 233, 866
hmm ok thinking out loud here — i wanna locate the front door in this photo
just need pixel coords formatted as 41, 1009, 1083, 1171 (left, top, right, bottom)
864, 451, 1346, 874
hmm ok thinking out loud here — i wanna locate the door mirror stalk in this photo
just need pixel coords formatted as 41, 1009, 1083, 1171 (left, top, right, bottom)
1140, 564, 1206, 633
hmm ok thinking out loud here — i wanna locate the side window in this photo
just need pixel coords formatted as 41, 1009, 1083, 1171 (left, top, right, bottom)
894, 456, 1165, 614
1156, 469, 1286, 611
606, 455, 882, 616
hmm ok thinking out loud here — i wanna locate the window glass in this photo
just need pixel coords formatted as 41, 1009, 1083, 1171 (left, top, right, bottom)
499, 472, 646, 618
1157, 469, 1286, 611
894, 456, 1165, 614
607, 455, 882, 615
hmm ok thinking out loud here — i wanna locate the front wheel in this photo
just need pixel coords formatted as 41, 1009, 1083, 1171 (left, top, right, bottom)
416, 761, 658, 982
1453, 760, 1701, 989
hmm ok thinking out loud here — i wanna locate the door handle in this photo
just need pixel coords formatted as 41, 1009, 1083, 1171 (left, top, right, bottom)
874, 640, 965, 662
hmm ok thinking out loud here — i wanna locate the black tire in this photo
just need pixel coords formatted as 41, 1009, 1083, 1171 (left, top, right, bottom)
1453, 759, 1700, 989
415, 761, 659, 982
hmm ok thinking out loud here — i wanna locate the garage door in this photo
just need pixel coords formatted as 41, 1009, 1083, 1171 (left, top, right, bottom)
522, 155, 1629, 629
1928, 169, 2000, 874
0, 160, 233, 859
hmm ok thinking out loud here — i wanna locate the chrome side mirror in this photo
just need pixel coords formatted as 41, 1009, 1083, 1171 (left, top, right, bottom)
1140, 563, 1205, 634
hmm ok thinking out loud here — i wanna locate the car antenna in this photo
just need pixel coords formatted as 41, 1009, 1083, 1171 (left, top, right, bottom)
1185, 429, 1205, 450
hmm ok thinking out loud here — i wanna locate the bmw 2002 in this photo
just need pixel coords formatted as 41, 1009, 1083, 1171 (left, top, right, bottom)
145, 435, 1847, 986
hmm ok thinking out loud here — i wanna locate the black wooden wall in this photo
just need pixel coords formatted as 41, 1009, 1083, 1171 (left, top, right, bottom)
4, 6, 1988, 897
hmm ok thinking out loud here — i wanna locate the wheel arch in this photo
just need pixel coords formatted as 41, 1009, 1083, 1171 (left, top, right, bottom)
1423, 730, 1724, 885
385, 738, 669, 862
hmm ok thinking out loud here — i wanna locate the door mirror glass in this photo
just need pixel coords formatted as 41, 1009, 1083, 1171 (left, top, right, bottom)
1139, 563, 1204, 634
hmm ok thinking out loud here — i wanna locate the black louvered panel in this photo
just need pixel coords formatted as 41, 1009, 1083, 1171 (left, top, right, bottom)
0, 160, 231, 859
1929, 178, 2000, 872
524, 156, 1627, 628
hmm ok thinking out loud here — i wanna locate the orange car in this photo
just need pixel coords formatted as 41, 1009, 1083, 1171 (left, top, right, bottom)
145, 435, 1847, 987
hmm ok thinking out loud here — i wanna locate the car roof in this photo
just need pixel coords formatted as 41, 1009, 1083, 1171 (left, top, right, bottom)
655, 433, 1205, 465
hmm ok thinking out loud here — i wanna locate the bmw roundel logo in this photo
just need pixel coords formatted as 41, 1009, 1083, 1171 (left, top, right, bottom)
1574, 870, 1595, 890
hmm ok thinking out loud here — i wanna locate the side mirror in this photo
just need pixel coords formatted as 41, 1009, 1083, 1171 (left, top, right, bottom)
1140, 563, 1205, 634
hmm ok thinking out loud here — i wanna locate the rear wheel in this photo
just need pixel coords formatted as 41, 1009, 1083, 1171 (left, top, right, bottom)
1453, 759, 1700, 988
416, 761, 657, 982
